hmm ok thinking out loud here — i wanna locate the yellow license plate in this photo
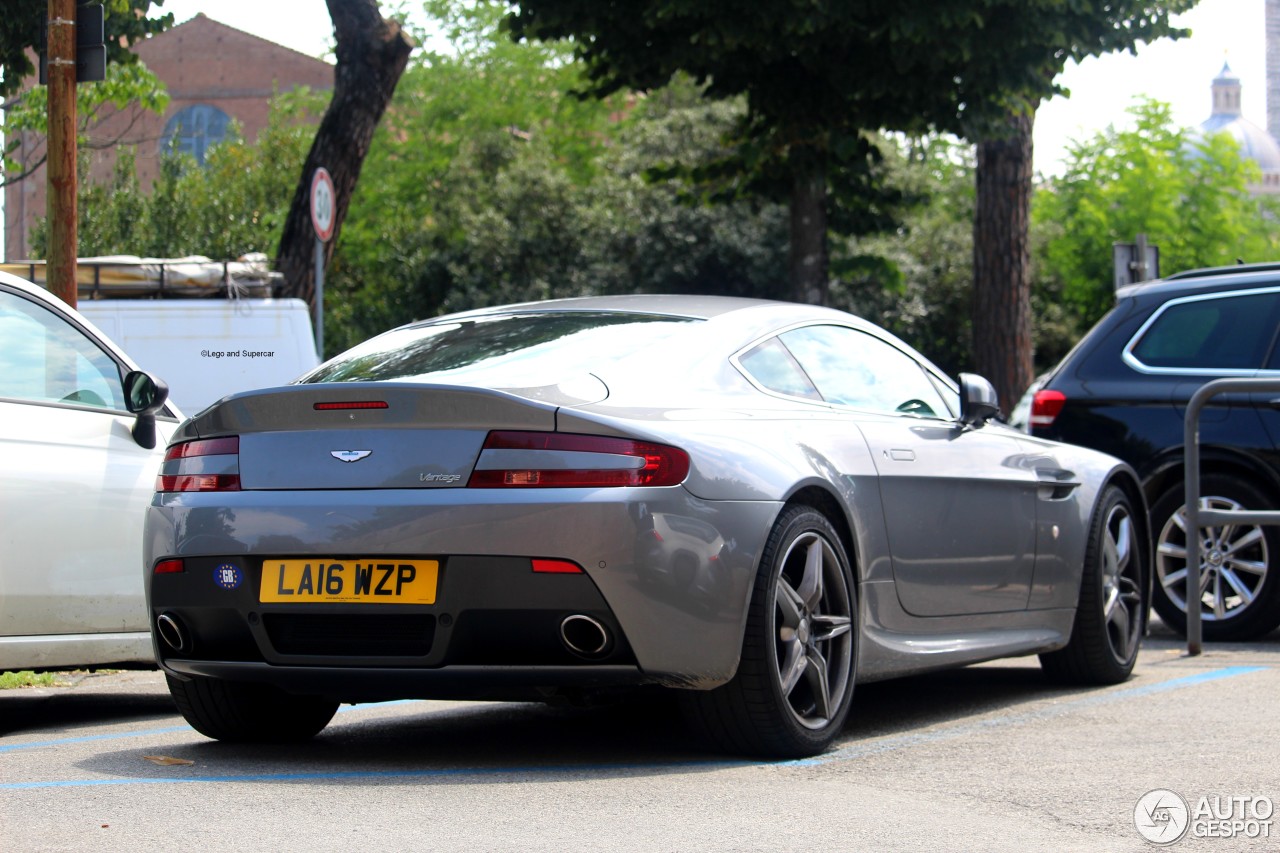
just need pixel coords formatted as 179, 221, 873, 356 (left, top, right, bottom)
260, 559, 438, 604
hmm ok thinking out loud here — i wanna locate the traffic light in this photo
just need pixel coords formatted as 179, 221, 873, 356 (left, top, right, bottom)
75, 1, 106, 83
38, 1, 107, 84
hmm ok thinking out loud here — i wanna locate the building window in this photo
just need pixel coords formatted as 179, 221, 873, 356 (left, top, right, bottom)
162, 104, 231, 165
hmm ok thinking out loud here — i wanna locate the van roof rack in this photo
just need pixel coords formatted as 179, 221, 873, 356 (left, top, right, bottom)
0, 255, 283, 299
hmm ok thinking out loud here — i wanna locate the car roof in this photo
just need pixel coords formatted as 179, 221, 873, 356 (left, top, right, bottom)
419, 293, 791, 323
1116, 264, 1280, 302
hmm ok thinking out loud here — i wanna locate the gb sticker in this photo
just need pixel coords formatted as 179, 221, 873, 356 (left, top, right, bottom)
214, 563, 243, 590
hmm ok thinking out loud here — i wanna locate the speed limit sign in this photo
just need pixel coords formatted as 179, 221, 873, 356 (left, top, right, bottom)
310, 167, 336, 242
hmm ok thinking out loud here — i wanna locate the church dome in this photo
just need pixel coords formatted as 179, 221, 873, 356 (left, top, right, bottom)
1193, 62, 1280, 172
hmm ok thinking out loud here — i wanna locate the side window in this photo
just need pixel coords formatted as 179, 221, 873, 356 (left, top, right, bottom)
779, 325, 949, 417
1130, 290, 1280, 371
736, 337, 822, 400
0, 290, 124, 409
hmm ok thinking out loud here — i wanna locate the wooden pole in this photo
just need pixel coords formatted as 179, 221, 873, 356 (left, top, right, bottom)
47, 0, 77, 308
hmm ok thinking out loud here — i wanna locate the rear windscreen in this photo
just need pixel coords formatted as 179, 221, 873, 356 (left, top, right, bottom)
301, 312, 698, 386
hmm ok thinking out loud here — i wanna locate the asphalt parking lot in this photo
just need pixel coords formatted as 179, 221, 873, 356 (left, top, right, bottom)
1, 620, 1277, 852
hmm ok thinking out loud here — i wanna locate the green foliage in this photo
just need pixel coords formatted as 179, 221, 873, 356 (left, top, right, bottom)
30, 88, 325, 258
1034, 98, 1280, 326
0, 670, 62, 689
325, 67, 791, 353
505, 0, 1200, 240
3, 59, 169, 186
839, 136, 977, 377
0, 0, 172, 98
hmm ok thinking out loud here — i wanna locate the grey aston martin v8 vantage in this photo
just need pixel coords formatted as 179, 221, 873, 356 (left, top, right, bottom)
145, 295, 1149, 758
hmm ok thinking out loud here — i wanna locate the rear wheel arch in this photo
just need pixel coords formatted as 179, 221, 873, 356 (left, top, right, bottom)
1143, 454, 1280, 516
1107, 470, 1151, 552
780, 485, 861, 583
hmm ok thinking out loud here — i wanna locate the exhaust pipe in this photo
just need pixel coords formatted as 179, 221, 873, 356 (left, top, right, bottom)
156, 613, 190, 653
560, 614, 611, 658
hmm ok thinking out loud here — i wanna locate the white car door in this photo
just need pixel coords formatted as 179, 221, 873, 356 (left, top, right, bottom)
0, 284, 174, 668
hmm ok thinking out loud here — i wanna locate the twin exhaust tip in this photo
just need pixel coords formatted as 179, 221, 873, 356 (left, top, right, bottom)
559, 614, 611, 658
156, 613, 189, 653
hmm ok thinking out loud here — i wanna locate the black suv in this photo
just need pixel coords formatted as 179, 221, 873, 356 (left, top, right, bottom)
1028, 264, 1280, 640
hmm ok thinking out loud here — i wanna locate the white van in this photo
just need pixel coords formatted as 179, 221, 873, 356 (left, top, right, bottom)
79, 298, 319, 414
0, 256, 321, 414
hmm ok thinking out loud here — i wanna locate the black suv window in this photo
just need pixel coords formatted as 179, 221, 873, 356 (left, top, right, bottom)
1126, 289, 1280, 372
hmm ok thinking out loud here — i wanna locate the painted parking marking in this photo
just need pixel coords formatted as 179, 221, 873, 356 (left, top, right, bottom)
788, 665, 1268, 767
0, 666, 1265, 789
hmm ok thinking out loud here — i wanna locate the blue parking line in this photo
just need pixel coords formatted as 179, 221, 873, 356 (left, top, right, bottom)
0, 665, 1265, 789
787, 665, 1268, 767
0, 725, 193, 754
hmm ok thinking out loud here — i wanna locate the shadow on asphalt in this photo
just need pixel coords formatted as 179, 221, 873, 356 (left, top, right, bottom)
0, 687, 178, 738
12, 616, 1278, 782
57, 662, 1084, 784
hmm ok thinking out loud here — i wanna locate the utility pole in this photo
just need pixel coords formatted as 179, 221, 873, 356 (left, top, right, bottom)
47, 0, 78, 308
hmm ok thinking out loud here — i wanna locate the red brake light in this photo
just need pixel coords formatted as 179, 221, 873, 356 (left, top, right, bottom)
532, 558, 584, 574
157, 436, 241, 492
1030, 389, 1067, 429
154, 559, 185, 574
313, 401, 389, 410
469, 431, 690, 488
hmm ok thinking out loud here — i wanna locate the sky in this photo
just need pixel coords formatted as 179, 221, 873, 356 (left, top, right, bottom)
153, 0, 1270, 177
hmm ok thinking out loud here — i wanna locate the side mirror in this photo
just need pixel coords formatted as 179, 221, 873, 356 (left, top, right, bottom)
124, 370, 169, 449
958, 373, 1001, 428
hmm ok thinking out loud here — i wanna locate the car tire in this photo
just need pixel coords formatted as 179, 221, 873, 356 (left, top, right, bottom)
1150, 474, 1280, 641
1041, 485, 1147, 684
166, 673, 339, 742
682, 506, 856, 758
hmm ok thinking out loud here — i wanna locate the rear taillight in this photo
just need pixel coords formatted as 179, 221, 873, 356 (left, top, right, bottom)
1029, 389, 1067, 429
469, 431, 690, 488
157, 436, 241, 492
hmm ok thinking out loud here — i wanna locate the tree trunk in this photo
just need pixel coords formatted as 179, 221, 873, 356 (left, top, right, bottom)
972, 108, 1035, 414
276, 0, 412, 310
789, 163, 828, 305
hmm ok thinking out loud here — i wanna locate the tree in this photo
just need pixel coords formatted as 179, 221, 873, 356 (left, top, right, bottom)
506, 0, 1200, 408
507, 1, 1026, 305
1, 0, 171, 186
29, 89, 325, 259
324, 23, 791, 353
845, 136, 977, 379
0, 0, 169, 98
1035, 98, 1280, 327
967, 1, 1199, 410
274, 0, 413, 307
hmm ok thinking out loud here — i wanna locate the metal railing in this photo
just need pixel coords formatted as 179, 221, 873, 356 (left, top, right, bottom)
1182, 377, 1280, 655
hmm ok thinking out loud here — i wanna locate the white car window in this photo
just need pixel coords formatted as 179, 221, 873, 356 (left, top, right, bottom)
0, 289, 125, 409
780, 325, 949, 417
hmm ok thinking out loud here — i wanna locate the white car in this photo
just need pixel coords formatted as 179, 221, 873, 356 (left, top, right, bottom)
0, 271, 180, 671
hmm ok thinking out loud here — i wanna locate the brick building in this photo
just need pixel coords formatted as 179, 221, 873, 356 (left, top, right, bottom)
3, 13, 332, 261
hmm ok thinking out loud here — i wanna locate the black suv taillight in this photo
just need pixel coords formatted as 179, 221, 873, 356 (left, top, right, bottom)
1030, 389, 1067, 429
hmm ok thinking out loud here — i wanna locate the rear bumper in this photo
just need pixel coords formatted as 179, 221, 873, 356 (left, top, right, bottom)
163, 659, 653, 703
145, 487, 782, 691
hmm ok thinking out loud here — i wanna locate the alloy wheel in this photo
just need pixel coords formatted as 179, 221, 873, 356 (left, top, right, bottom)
772, 530, 854, 730
1101, 501, 1144, 663
1157, 496, 1270, 623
